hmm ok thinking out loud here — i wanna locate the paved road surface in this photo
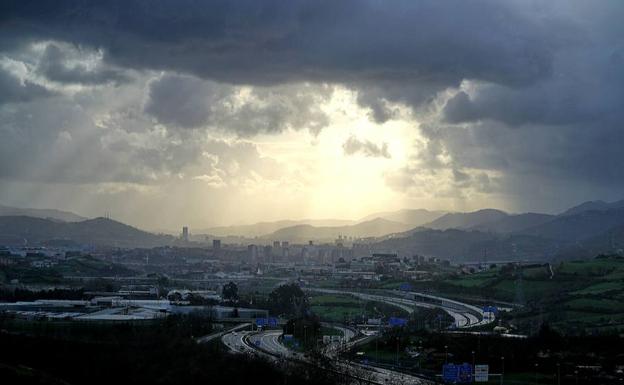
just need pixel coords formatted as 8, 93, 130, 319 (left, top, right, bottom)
220, 325, 430, 383
248, 330, 292, 357
219, 286, 493, 384
221, 330, 254, 354
308, 288, 494, 328
197, 323, 250, 344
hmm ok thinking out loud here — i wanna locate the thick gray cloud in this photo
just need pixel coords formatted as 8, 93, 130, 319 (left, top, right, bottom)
0, 68, 51, 104
1, 0, 557, 89
343, 136, 390, 159
37, 44, 128, 85
144, 74, 331, 135
0, 80, 285, 186
144, 74, 223, 129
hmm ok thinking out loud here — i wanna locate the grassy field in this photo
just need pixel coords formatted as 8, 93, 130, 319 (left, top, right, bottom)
309, 293, 408, 323
310, 294, 366, 322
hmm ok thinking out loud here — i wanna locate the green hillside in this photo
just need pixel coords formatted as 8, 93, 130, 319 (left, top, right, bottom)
434, 255, 624, 333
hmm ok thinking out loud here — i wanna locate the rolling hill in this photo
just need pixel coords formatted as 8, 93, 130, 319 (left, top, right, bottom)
423, 209, 509, 230
519, 208, 624, 242
358, 208, 446, 226
0, 216, 173, 247
263, 217, 412, 241
201, 218, 355, 237
559, 199, 624, 216
469, 213, 555, 233
367, 227, 558, 262
0, 204, 87, 222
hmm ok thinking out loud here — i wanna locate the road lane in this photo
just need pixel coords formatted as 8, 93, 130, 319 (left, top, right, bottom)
308, 288, 494, 328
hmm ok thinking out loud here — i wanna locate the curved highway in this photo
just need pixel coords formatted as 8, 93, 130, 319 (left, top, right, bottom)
308, 288, 494, 328
222, 327, 430, 384
220, 288, 491, 384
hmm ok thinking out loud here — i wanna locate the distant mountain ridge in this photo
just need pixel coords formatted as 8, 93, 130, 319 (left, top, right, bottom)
423, 209, 509, 230
559, 199, 624, 216
519, 208, 624, 242
469, 213, 555, 233
358, 208, 446, 226
368, 227, 559, 262
203, 209, 445, 238
367, 201, 624, 262
0, 216, 172, 247
0, 204, 87, 222
202, 218, 355, 237
263, 217, 412, 241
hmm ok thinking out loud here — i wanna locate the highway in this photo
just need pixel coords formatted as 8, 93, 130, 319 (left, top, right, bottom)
248, 330, 291, 357
197, 323, 251, 344
219, 288, 491, 384
221, 330, 253, 354
222, 327, 430, 384
308, 288, 494, 328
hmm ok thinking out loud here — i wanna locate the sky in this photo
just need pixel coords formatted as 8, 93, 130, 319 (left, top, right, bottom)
0, 0, 623, 230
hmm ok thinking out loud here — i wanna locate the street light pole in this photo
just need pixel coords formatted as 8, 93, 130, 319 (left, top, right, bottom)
472, 350, 476, 382
445, 345, 449, 364
500, 356, 505, 385
557, 363, 561, 385
375, 332, 379, 363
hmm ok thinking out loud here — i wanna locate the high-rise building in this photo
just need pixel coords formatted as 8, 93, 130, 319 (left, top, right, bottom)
213, 239, 221, 250
263, 245, 273, 262
182, 226, 189, 242
248, 244, 258, 261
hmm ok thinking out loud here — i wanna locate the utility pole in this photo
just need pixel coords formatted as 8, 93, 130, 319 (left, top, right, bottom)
375, 329, 379, 363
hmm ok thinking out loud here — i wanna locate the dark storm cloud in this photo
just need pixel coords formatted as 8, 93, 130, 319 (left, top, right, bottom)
144, 74, 331, 135
343, 136, 391, 159
37, 44, 128, 85
144, 74, 221, 129
1, 0, 556, 90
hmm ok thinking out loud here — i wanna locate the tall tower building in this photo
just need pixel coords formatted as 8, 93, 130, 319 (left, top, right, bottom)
182, 226, 189, 242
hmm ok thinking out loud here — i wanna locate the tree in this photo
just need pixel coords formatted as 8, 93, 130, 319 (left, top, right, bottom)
268, 283, 308, 317
222, 281, 239, 302
283, 316, 321, 350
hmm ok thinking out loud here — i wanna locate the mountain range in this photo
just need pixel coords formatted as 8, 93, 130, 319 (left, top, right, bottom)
200, 218, 356, 238
422, 209, 508, 230
0, 216, 172, 248
358, 208, 447, 227
0, 204, 87, 222
1, 199, 624, 261
261, 217, 412, 242
559, 199, 624, 216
